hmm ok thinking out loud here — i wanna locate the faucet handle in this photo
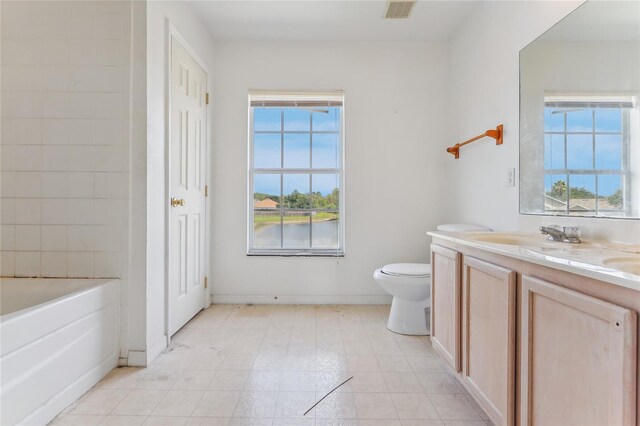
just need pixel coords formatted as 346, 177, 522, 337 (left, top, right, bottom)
564, 226, 581, 238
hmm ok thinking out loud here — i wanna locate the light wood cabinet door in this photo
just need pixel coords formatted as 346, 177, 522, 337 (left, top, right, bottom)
520, 276, 637, 426
430, 244, 461, 372
462, 256, 516, 426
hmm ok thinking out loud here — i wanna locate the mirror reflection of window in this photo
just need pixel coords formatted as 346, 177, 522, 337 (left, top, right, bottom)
542, 95, 636, 217
519, 0, 640, 219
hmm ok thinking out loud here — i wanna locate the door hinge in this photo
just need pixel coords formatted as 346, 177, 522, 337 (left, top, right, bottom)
204, 277, 208, 289
205, 185, 208, 196
206, 93, 210, 105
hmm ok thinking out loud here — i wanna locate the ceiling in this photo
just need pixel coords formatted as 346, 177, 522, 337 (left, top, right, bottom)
187, 1, 478, 42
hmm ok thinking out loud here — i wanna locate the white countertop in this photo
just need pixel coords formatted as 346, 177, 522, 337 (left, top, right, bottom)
427, 231, 640, 292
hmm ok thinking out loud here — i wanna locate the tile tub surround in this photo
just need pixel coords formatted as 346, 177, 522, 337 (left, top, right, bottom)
52, 304, 492, 425
0, 0, 131, 279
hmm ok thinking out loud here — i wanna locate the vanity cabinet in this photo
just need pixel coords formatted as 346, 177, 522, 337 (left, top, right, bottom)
462, 257, 516, 426
429, 240, 638, 426
430, 244, 462, 371
520, 276, 637, 426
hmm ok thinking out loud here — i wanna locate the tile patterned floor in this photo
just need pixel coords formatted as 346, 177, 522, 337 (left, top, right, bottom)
52, 305, 492, 426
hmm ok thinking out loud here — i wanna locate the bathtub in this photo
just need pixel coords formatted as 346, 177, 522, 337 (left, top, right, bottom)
0, 278, 120, 425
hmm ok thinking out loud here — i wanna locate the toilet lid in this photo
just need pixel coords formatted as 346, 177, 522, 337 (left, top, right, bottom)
382, 263, 431, 277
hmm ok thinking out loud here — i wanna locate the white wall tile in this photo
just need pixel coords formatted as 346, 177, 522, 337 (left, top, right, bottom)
95, 172, 121, 198
94, 146, 121, 172
41, 225, 68, 251
3, 118, 42, 145
42, 252, 68, 277
93, 119, 122, 145
67, 93, 95, 118
68, 225, 94, 251
15, 225, 41, 251
1, 225, 15, 251
13, 145, 42, 171
1, 92, 42, 118
94, 199, 123, 225
41, 40, 72, 66
68, 67, 97, 92
0, 251, 15, 276
67, 120, 94, 145
68, 172, 94, 198
1, 172, 16, 197
42, 120, 69, 145
42, 93, 70, 118
69, 40, 99, 66
94, 66, 122, 92
42, 66, 70, 92
42, 172, 70, 198
41, 198, 68, 224
94, 225, 121, 251
94, 93, 122, 118
42, 146, 70, 171
1, 65, 43, 92
96, 13, 123, 40
68, 146, 95, 171
68, 251, 94, 278
0, 5, 45, 40
68, 199, 94, 225
40, 11, 69, 40
67, 12, 97, 41
94, 252, 120, 277
1, 198, 16, 223
0, 145, 15, 171
1, 39, 42, 65
15, 199, 42, 224
1, 0, 130, 281
95, 40, 123, 66
14, 172, 42, 197
14, 251, 40, 277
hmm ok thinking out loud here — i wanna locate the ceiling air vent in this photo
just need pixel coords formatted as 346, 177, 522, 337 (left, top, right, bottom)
384, 0, 416, 19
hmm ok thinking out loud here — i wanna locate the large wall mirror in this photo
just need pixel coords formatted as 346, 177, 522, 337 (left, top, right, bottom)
520, 0, 639, 219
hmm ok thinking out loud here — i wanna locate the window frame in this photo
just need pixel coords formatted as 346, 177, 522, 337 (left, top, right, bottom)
542, 97, 632, 216
246, 91, 346, 256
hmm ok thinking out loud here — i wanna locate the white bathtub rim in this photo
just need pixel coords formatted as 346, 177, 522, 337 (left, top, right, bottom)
0, 278, 116, 322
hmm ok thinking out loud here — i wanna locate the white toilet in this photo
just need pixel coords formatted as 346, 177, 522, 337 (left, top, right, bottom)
374, 263, 432, 335
374, 223, 490, 336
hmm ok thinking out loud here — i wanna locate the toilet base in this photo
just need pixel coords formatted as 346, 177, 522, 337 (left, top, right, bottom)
387, 297, 431, 336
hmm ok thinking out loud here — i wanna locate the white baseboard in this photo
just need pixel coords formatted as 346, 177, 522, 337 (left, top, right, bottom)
210, 294, 392, 305
126, 350, 147, 367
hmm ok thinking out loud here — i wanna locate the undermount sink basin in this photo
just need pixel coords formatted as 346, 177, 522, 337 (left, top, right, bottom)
603, 257, 640, 276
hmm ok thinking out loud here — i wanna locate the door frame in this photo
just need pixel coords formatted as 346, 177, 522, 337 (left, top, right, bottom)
164, 20, 211, 344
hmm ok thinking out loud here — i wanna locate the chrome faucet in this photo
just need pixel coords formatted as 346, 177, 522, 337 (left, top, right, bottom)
539, 225, 581, 244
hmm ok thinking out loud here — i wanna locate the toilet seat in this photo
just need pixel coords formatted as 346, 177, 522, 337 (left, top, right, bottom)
381, 263, 431, 278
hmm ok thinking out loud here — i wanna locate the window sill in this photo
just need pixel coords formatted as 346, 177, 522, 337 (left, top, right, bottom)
247, 251, 344, 257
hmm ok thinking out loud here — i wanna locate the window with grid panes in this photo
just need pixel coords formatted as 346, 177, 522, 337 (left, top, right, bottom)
248, 92, 344, 255
543, 95, 634, 216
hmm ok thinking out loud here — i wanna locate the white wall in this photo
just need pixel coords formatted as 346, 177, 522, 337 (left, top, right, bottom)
146, 1, 215, 363
211, 41, 449, 304
446, 0, 640, 244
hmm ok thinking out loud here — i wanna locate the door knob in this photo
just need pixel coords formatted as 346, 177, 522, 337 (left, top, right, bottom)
171, 197, 185, 207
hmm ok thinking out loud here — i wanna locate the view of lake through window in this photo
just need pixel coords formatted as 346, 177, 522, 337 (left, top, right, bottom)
248, 92, 344, 255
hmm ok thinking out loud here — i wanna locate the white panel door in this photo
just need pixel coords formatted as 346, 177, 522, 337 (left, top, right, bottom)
169, 37, 207, 336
